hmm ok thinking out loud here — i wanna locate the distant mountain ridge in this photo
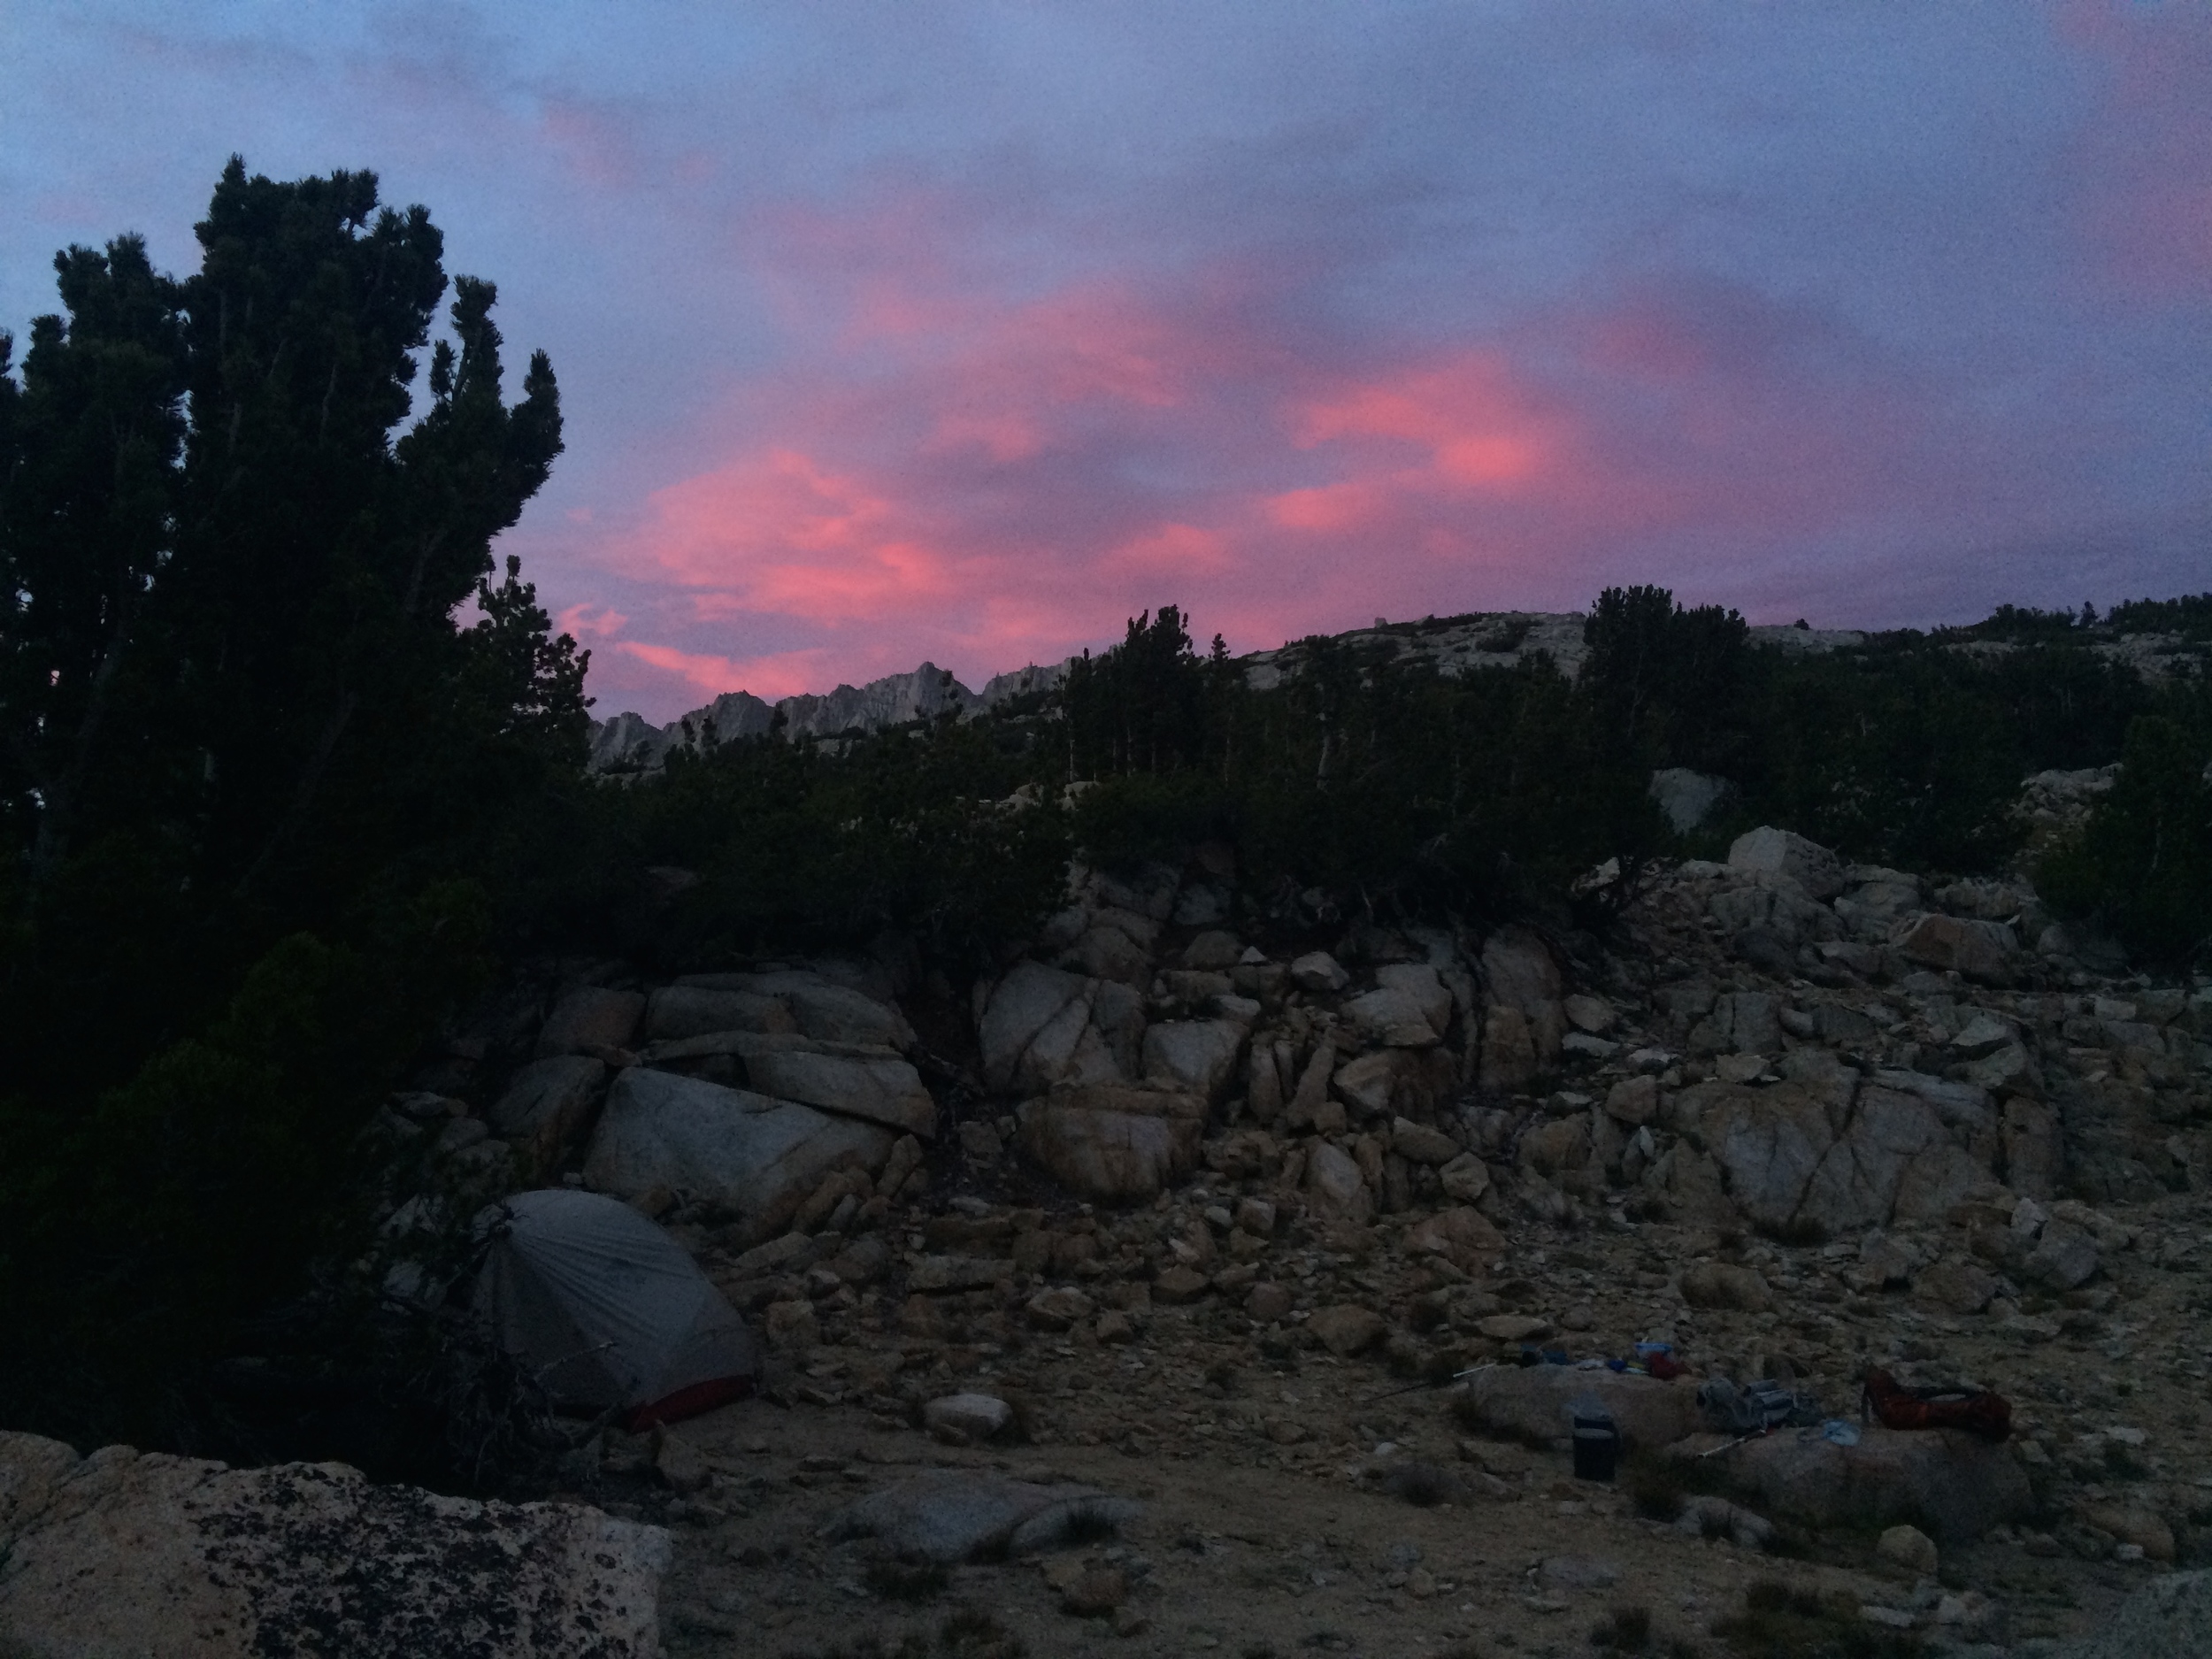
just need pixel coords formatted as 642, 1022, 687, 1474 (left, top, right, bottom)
586, 611, 1582, 771
586, 659, 1077, 772
583, 604, 2193, 772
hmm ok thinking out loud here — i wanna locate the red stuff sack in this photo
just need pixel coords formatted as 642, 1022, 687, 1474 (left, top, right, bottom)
1861, 1368, 2012, 1441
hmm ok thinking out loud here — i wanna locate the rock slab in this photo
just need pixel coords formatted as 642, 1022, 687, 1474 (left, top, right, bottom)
1709, 1425, 2032, 1542
1457, 1367, 1702, 1453
583, 1066, 892, 1236
0, 1432, 670, 1658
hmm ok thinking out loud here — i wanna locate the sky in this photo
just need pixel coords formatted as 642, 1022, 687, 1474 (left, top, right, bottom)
4, 3, 2208, 721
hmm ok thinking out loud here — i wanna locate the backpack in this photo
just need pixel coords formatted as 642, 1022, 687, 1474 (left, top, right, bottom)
1860, 1368, 2012, 1441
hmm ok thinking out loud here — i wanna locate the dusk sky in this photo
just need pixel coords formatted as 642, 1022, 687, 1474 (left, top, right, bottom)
5, 3, 2209, 721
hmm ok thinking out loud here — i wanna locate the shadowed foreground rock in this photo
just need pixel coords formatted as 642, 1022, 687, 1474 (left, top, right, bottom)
0, 1432, 670, 1658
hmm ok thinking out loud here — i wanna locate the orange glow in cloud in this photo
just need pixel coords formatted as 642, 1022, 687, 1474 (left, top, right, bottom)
1264, 480, 1383, 533
633, 445, 964, 621
1103, 521, 1235, 576
1293, 354, 1552, 485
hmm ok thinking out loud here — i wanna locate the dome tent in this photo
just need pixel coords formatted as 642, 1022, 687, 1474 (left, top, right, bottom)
474, 1188, 760, 1429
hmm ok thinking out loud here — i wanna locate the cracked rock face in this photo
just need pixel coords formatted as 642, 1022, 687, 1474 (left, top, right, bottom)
0, 1434, 671, 1659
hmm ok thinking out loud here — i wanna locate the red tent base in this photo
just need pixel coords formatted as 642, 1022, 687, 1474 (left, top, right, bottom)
627, 1374, 756, 1432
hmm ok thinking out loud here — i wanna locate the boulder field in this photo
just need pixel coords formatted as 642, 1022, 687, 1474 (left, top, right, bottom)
10, 824, 2212, 1655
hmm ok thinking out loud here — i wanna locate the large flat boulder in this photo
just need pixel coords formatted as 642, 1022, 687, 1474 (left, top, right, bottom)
742, 1046, 937, 1138
1697, 1079, 1997, 1236
1016, 1084, 1204, 1201
782, 979, 918, 1051
0, 1433, 669, 1658
681, 971, 917, 1050
1709, 1425, 2032, 1542
644, 985, 795, 1041
583, 1066, 892, 1236
1457, 1367, 1702, 1453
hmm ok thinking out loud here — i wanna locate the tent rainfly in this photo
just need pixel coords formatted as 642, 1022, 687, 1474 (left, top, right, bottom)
475, 1187, 761, 1429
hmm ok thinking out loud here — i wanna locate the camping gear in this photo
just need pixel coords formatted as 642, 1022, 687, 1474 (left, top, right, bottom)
1570, 1400, 1621, 1482
1860, 1368, 2012, 1442
1699, 1377, 1820, 1434
473, 1188, 761, 1430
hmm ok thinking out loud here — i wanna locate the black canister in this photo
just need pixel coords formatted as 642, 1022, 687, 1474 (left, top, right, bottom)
1571, 1411, 1621, 1482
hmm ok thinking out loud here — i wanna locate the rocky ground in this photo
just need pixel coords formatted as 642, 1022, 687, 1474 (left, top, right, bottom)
9, 813, 2210, 1657
521, 822, 2210, 1656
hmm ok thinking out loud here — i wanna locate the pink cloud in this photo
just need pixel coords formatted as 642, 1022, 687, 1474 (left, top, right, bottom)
1292, 354, 1555, 488
557, 601, 627, 640
1102, 521, 1237, 577
567, 195, 2139, 718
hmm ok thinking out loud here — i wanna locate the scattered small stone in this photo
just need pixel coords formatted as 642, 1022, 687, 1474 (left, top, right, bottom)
1025, 1286, 1095, 1330
1152, 1264, 1211, 1303
654, 1430, 710, 1494
1245, 1283, 1294, 1323
1307, 1304, 1386, 1356
1061, 1567, 1128, 1617
1878, 1523, 1939, 1574
922, 1393, 1013, 1445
